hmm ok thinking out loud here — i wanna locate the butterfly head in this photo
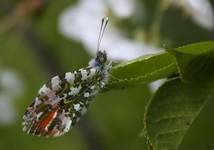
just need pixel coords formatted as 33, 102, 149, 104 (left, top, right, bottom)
96, 17, 108, 65
96, 50, 107, 65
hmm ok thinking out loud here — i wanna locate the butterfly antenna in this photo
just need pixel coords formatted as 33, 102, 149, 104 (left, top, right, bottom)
97, 17, 109, 52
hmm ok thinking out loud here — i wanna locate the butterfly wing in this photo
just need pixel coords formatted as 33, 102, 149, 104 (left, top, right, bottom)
22, 87, 73, 137
22, 69, 101, 137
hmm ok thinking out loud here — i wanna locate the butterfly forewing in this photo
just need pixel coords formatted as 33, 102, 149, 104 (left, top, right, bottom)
22, 66, 108, 137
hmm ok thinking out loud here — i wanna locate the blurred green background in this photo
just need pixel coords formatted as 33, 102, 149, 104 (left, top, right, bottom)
0, 0, 214, 150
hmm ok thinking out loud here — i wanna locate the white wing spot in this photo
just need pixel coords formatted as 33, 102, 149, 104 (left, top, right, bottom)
80, 69, 88, 80
34, 97, 41, 107
84, 92, 90, 97
69, 85, 82, 95
63, 118, 72, 132
36, 112, 43, 120
38, 84, 51, 95
90, 85, 95, 90
74, 104, 81, 111
65, 72, 75, 83
89, 68, 96, 77
51, 76, 61, 91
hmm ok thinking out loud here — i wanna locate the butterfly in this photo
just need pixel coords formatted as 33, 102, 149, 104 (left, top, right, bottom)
22, 17, 111, 137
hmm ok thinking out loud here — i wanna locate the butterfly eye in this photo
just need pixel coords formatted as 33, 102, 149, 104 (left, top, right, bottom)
96, 51, 107, 64
99, 55, 106, 63
100, 57, 105, 63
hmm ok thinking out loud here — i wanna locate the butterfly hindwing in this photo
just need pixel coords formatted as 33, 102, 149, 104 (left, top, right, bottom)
22, 68, 103, 137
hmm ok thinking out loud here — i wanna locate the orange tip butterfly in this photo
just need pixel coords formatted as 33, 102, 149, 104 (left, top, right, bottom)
22, 17, 111, 137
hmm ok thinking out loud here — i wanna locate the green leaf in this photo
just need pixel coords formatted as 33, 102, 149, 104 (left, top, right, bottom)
108, 52, 177, 90
144, 77, 214, 150
144, 41, 214, 150
169, 41, 214, 81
